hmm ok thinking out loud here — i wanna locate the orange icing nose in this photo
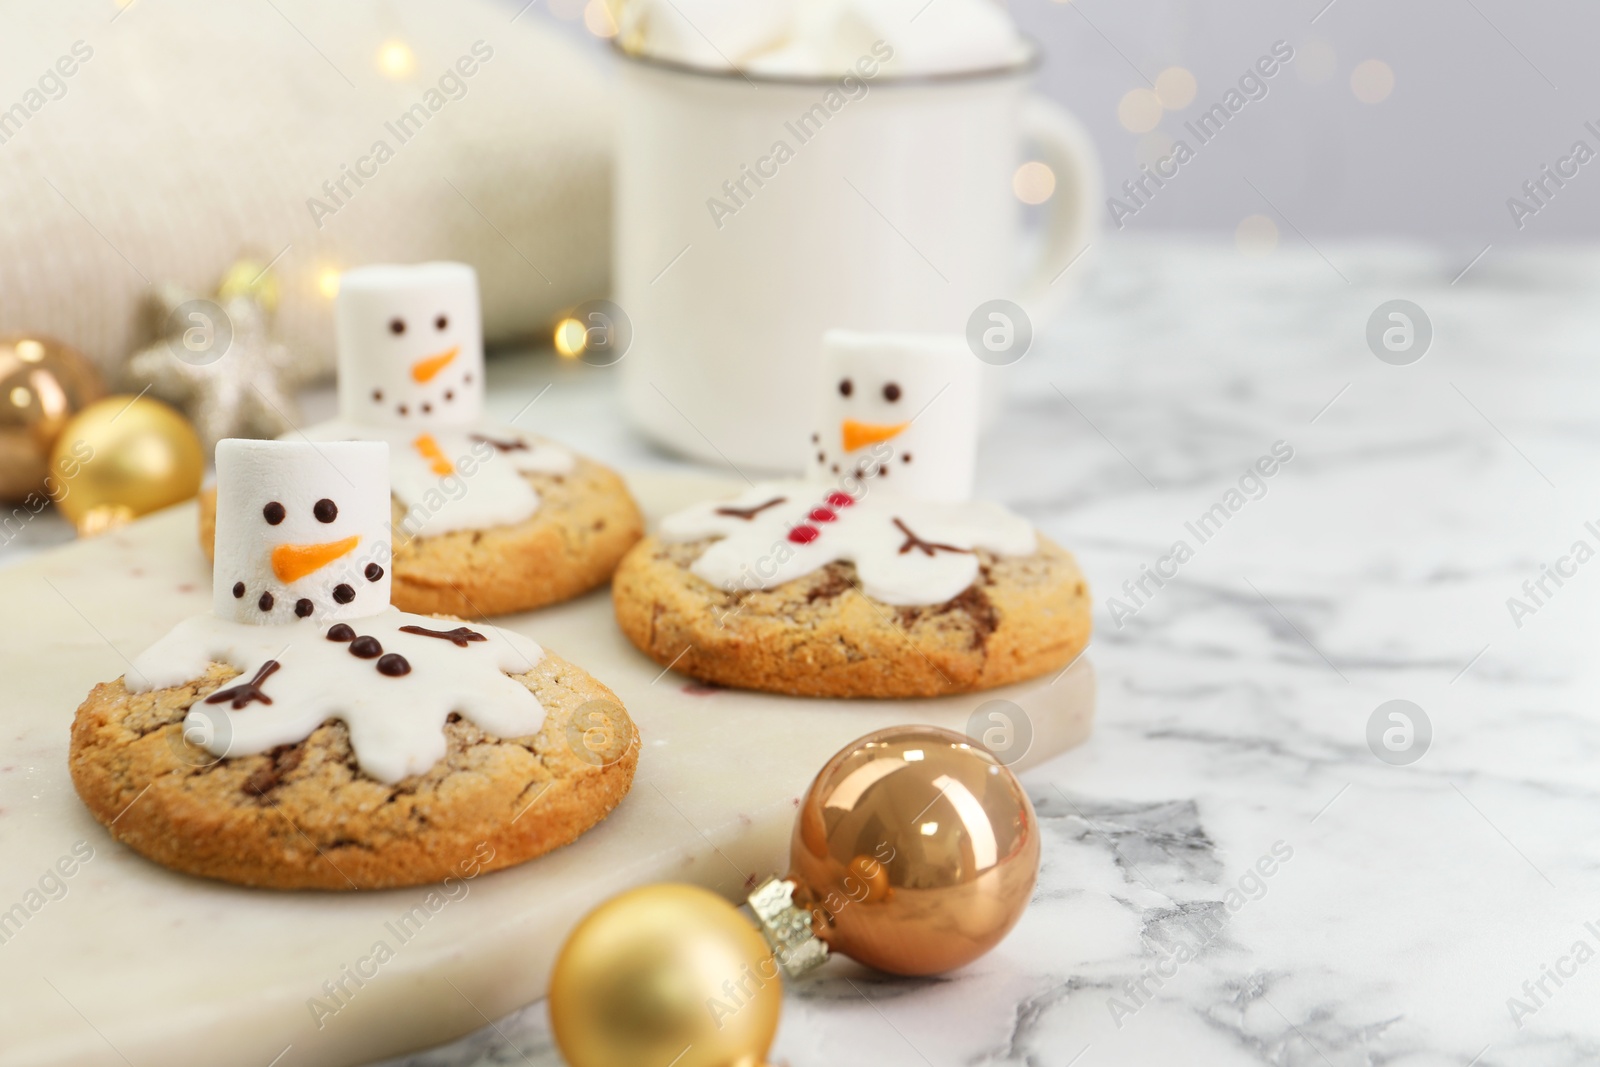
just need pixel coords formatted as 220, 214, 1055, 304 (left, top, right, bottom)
410, 346, 460, 384
271, 535, 360, 583
412, 433, 454, 476
841, 418, 909, 453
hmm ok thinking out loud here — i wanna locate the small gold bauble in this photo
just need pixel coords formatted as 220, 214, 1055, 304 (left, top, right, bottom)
48, 396, 204, 534
550, 883, 780, 1067
787, 725, 1041, 976
0, 335, 105, 502
217, 258, 280, 311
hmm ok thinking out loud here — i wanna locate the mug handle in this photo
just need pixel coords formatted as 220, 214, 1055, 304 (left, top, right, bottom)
1015, 95, 1103, 325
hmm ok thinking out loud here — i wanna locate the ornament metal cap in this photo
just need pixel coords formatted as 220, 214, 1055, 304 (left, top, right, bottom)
747, 876, 830, 979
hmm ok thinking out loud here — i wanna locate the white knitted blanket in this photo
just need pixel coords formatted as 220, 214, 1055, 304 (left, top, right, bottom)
0, 0, 613, 376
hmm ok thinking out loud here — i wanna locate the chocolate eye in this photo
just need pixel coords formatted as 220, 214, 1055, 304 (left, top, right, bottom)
883, 382, 902, 402
371, 388, 383, 402
389, 318, 406, 335
263, 501, 285, 525
435, 314, 449, 330
313, 498, 338, 523
839, 378, 853, 397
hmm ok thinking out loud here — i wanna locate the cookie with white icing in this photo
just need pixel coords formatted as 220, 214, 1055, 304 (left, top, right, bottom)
73, 439, 637, 889
613, 331, 1091, 698
196, 262, 642, 618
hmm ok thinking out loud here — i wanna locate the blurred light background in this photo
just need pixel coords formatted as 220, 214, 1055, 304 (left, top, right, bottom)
532, 0, 1598, 250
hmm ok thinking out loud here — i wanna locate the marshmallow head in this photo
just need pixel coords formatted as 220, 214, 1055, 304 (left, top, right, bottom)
212, 439, 392, 625
335, 262, 485, 429
807, 331, 980, 502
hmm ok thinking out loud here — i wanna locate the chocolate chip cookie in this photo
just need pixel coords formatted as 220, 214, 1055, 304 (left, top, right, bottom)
612, 534, 1090, 698
70, 650, 638, 889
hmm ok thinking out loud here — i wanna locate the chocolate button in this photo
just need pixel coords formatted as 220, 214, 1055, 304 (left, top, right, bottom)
376, 653, 411, 677
349, 636, 382, 659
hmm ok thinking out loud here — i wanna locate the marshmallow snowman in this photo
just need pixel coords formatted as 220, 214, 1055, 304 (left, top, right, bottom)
124, 435, 556, 785
806, 330, 979, 502
212, 438, 392, 624
312, 261, 575, 538
335, 262, 485, 429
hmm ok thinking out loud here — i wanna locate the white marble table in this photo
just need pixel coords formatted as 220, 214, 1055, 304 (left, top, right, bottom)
19, 239, 1600, 1065
382, 239, 1600, 1066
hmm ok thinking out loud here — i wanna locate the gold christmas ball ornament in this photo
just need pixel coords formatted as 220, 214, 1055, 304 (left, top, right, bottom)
550, 883, 781, 1067
750, 725, 1041, 978
48, 395, 204, 535
0, 335, 105, 502
216, 257, 281, 311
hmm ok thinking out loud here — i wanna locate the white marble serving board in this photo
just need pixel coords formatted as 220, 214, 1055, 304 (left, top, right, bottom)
0, 472, 1094, 1067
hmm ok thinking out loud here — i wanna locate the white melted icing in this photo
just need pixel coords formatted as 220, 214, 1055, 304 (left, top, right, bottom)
656, 480, 1037, 607
126, 607, 547, 784
300, 419, 575, 537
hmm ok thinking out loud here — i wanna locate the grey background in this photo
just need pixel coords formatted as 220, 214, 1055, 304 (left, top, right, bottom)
532, 0, 1600, 249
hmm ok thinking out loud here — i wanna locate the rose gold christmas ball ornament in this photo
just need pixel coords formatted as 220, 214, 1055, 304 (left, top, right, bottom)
0, 335, 105, 501
752, 725, 1041, 977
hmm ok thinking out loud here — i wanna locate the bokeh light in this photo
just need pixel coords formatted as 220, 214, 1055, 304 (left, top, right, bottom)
317, 269, 341, 300
1351, 59, 1395, 103
1155, 67, 1197, 110
554, 317, 587, 358
378, 40, 415, 79
1117, 87, 1163, 134
1012, 161, 1056, 205
584, 0, 618, 37
1235, 215, 1279, 257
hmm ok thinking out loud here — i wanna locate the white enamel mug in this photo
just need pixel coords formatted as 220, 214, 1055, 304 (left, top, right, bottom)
615, 46, 1101, 471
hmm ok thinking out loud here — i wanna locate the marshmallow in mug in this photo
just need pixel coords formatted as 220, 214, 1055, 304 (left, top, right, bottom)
335, 262, 485, 428
212, 438, 392, 625
755, 0, 1027, 77
614, 0, 791, 72
614, 0, 1028, 77
807, 331, 979, 502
